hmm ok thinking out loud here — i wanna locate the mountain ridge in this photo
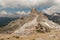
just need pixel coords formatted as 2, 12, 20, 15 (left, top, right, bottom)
0, 8, 60, 36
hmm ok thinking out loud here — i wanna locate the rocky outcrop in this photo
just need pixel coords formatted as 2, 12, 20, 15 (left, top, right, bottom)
12, 11, 60, 36
0, 8, 60, 36
0, 8, 37, 34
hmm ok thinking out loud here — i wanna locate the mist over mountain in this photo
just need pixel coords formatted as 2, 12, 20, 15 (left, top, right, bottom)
0, 11, 30, 27
43, 6, 60, 24
0, 0, 60, 40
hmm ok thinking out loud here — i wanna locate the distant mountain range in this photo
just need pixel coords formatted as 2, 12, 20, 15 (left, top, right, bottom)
0, 17, 19, 27
0, 12, 60, 27
44, 13, 60, 24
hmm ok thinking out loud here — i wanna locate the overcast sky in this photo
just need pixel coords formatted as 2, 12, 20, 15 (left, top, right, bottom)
0, 0, 60, 17
0, 0, 59, 12
0, 0, 56, 12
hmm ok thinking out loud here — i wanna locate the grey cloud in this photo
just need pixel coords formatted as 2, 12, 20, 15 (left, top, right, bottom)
0, 0, 55, 8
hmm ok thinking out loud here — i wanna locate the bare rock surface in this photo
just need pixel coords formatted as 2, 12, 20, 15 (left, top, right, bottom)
0, 8, 60, 40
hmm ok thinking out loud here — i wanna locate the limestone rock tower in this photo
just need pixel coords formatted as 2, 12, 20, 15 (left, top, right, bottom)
31, 8, 38, 16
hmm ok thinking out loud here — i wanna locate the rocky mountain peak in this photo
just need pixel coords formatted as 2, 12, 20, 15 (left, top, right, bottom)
0, 8, 60, 36
31, 8, 38, 15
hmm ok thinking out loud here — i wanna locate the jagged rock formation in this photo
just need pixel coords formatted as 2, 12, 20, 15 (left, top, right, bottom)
0, 8, 60, 36
31, 8, 38, 15
12, 9, 60, 36
0, 8, 37, 34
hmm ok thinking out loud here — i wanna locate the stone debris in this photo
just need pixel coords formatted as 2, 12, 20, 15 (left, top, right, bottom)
12, 8, 60, 36
0, 8, 60, 36
35, 38, 45, 40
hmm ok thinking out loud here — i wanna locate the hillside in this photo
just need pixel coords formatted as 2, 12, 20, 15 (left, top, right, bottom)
0, 8, 60, 40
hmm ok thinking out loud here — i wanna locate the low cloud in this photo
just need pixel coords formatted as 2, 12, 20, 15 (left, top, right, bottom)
0, 0, 60, 17
43, 6, 57, 15
0, 11, 30, 18
43, 6, 60, 15
0, 0, 54, 8
54, 0, 60, 6
43, 0, 60, 15
16, 11, 30, 15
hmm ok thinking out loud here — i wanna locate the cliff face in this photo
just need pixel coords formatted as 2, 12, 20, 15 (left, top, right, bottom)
12, 9, 60, 36
0, 8, 60, 36
0, 8, 38, 34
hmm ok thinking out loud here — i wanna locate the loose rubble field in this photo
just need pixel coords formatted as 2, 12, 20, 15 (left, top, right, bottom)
0, 8, 60, 40
0, 29, 60, 40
